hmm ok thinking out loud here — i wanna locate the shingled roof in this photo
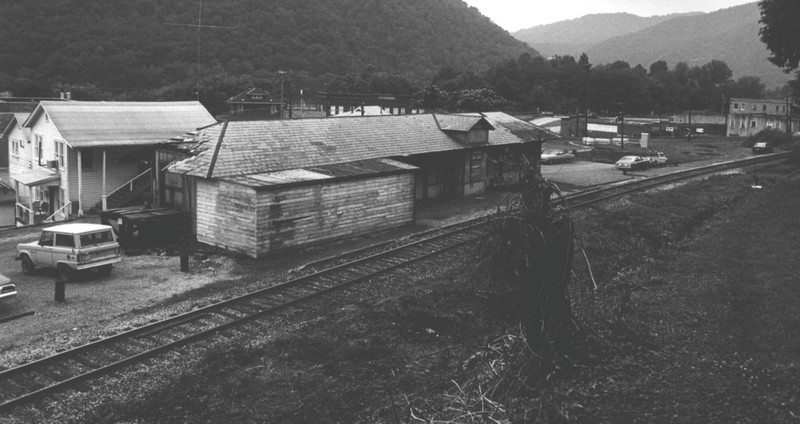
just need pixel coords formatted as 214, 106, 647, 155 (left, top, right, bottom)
24, 101, 217, 148
168, 112, 555, 179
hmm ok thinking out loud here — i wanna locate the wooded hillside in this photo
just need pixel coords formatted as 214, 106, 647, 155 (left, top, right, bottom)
0, 0, 536, 98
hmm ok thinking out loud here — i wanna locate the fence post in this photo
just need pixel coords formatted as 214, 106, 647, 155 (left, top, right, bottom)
54, 280, 65, 302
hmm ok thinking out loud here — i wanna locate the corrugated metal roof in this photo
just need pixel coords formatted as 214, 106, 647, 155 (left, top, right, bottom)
26, 101, 218, 148
169, 112, 553, 178
224, 158, 417, 188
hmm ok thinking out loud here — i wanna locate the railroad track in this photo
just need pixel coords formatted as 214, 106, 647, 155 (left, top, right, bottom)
559, 151, 795, 209
0, 216, 494, 413
0, 151, 793, 413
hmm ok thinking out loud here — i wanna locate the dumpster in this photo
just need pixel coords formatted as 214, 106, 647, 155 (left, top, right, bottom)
100, 207, 191, 250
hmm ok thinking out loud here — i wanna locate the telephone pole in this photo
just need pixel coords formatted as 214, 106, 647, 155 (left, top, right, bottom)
165, 0, 235, 100
278, 71, 287, 120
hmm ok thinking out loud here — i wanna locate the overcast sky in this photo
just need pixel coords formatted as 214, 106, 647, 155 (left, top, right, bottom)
462, 0, 758, 32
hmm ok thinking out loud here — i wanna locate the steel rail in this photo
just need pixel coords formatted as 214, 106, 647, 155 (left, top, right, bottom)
1, 151, 793, 412
0, 218, 491, 412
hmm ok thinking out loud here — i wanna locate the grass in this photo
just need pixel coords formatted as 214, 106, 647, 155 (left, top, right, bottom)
6, 157, 800, 423
576, 136, 749, 164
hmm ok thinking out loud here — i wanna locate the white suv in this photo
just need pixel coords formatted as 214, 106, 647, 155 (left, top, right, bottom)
16, 223, 121, 281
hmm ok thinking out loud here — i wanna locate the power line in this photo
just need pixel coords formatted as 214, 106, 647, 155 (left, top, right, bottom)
164, 0, 235, 101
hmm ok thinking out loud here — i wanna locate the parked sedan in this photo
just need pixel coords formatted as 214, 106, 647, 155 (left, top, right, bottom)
615, 156, 650, 173
540, 149, 575, 164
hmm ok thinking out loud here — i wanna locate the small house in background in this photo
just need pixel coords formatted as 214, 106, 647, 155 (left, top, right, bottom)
218, 87, 283, 121
162, 112, 551, 258
8, 101, 217, 226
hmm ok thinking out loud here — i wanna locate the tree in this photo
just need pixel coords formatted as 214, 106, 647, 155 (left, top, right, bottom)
759, 0, 800, 72
728, 76, 767, 99
649, 60, 669, 77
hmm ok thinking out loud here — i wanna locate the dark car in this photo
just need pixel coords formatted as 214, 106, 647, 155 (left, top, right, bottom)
615, 155, 649, 173
540, 149, 575, 164
752, 142, 774, 154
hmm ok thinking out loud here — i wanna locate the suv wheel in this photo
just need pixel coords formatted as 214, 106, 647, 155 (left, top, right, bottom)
21, 255, 35, 275
57, 264, 73, 282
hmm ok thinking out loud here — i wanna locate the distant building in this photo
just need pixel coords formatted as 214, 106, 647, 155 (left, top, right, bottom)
727, 97, 799, 137
318, 92, 423, 117
219, 87, 283, 121
561, 116, 661, 143
665, 112, 727, 137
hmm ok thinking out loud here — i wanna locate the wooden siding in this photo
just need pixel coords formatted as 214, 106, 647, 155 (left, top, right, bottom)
254, 173, 415, 256
7, 123, 30, 184
67, 147, 145, 212
195, 179, 258, 257
194, 172, 414, 258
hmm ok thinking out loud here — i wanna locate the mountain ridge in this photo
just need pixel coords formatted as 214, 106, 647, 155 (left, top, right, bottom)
513, 2, 790, 89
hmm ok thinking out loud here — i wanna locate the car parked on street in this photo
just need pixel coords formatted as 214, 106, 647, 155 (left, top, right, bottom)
615, 155, 650, 173
16, 223, 121, 281
540, 149, 576, 164
752, 142, 774, 154
0, 274, 16, 301
643, 151, 670, 167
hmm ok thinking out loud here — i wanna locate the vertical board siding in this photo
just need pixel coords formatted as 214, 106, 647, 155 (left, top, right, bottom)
195, 179, 258, 257
253, 173, 415, 257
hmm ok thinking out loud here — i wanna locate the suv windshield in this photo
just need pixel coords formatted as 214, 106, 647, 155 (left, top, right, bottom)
80, 231, 114, 247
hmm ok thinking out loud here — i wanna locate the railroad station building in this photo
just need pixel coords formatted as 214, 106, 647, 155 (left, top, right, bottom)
162, 112, 550, 258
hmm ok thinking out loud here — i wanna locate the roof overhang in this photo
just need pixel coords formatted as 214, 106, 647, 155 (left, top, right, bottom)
14, 168, 61, 186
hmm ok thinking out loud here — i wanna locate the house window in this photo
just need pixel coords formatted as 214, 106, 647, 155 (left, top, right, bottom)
752, 104, 757, 111
763, 105, 767, 112
34, 134, 43, 166
11, 139, 20, 157
55, 140, 65, 169
80, 148, 95, 170
252, 95, 262, 100
751, 121, 757, 128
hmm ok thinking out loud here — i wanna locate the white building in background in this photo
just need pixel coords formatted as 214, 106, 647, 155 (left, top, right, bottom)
727, 97, 799, 137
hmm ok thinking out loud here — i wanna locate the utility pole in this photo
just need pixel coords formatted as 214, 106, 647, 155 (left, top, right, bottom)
165, 0, 235, 101
278, 71, 287, 120
619, 111, 625, 149
687, 109, 692, 142
787, 96, 792, 136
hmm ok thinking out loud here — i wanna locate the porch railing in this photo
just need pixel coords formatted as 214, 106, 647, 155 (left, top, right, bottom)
102, 168, 152, 211
16, 203, 34, 226
45, 202, 72, 223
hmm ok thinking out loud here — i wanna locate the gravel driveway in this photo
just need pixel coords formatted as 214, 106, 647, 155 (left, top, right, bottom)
0, 224, 241, 367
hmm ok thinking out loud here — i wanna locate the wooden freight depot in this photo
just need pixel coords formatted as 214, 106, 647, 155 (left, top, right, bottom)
163, 112, 551, 258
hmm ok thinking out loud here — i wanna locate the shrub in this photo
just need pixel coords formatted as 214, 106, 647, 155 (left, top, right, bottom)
746, 129, 795, 149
